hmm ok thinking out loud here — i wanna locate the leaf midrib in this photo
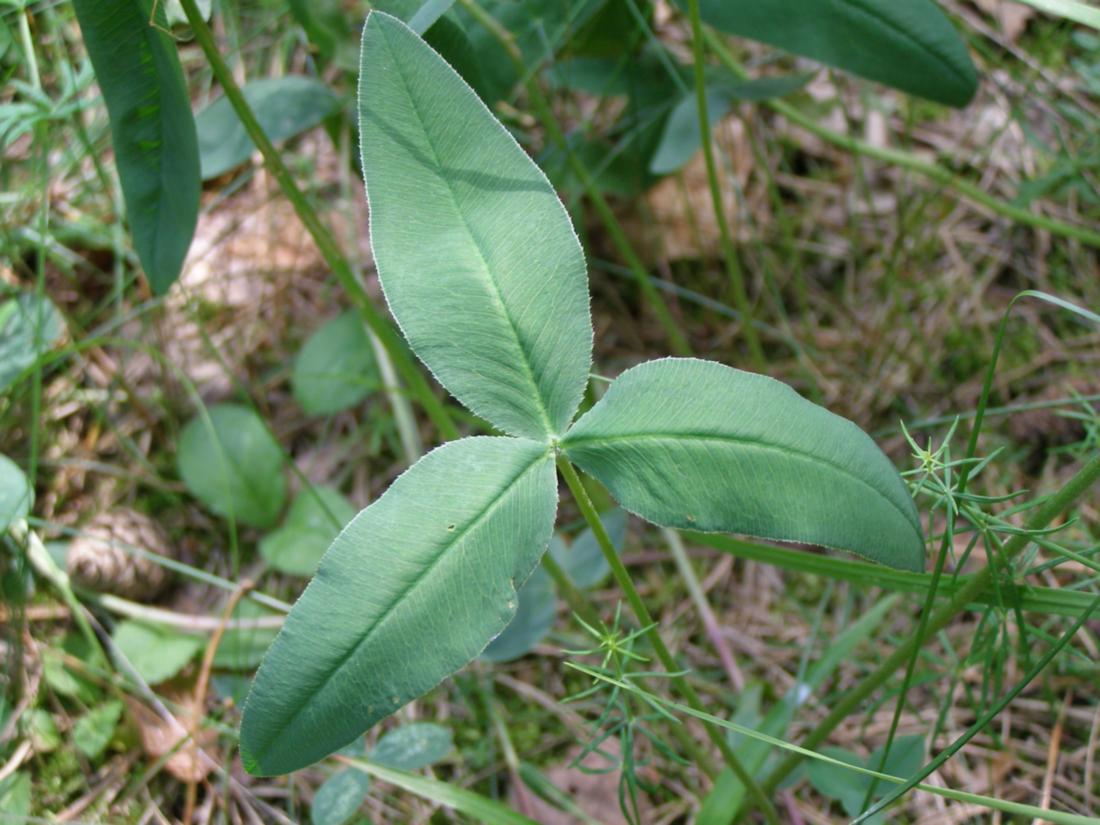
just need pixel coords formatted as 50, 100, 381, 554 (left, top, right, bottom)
249, 445, 548, 763
563, 430, 921, 538
379, 21, 556, 438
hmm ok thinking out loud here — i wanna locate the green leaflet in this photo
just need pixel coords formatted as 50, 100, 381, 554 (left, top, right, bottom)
292, 310, 381, 416
689, 0, 978, 107
562, 359, 924, 571
240, 437, 556, 775
359, 12, 592, 440
0, 291, 65, 394
72, 0, 200, 294
177, 404, 287, 529
196, 76, 341, 180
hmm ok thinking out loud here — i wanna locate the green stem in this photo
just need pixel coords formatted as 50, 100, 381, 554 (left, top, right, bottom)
685, 0, 765, 370
455, 0, 693, 357
759, 449, 1100, 795
178, 0, 458, 441
557, 458, 781, 824
704, 31, 1100, 250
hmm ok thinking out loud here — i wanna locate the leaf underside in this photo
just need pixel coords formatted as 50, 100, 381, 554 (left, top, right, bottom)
359, 12, 592, 440
239, 436, 556, 775
691, 0, 978, 107
72, 0, 200, 294
562, 359, 924, 572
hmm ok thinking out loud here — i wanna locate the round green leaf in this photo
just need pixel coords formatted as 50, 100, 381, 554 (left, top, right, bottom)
292, 310, 381, 416
196, 76, 341, 180
481, 566, 555, 662
311, 768, 371, 825
177, 404, 287, 528
562, 359, 924, 571
0, 292, 65, 393
240, 436, 556, 775
369, 722, 453, 770
359, 12, 592, 440
111, 621, 203, 684
0, 454, 31, 531
261, 486, 357, 576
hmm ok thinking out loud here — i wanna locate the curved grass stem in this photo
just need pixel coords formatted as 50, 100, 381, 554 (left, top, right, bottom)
685, 0, 765, 370
757, 449, 1100, 799
557, 458, 781, 824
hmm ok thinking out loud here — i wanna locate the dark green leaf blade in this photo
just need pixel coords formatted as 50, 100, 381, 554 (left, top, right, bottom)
689, 0, 978, 107
240, 436, 557, 775
562, 359, 924, 571
359, 12, 592, 440
72, 0, 200, 293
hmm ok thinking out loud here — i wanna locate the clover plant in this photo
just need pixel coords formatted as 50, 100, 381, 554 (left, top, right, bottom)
239, 13, 924, 776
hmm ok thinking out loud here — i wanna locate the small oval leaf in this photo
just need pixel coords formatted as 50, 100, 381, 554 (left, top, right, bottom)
291, 310, 380, 416
562, 359, 924, 571
359, 12, 592, 439
111, 621, 203, 685
689, 0, 978, 107
311, 768, 371, 825
240, 436, 556, 775
197, 76, 341, 180
369, 722, 453, 770
72, 0, 200, 293
0, 291, 65, 394
177, 404, 287, 529
260, 486, 357, 576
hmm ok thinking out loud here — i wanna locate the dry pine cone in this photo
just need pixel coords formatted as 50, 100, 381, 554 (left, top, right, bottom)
67, 508, 175, 601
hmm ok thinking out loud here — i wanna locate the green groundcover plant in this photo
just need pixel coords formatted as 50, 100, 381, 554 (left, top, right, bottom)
239, 12, 924, 777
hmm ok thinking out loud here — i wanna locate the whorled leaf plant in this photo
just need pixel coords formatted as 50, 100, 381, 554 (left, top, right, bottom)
239, 12, 924, 776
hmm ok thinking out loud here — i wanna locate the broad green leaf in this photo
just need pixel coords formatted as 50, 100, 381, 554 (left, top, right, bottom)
562, 359, 924, 571
0, 291, 65, 393
240, 436, 556, 775
688, 0, 978, 107
0, 453, 31, 531
260, 486, 357, 576
177, 404, 287, 528
291, 310, 381, 416
111, 621, 202, 684
481, 566, 555, 662
359, 12, 592, 440
71, 0, 199, 293
196, 76, 341, 180
312, 768, 371, 825
550, 507, 627, 588
73, 700, 123, 759
369, 722, 453, 770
